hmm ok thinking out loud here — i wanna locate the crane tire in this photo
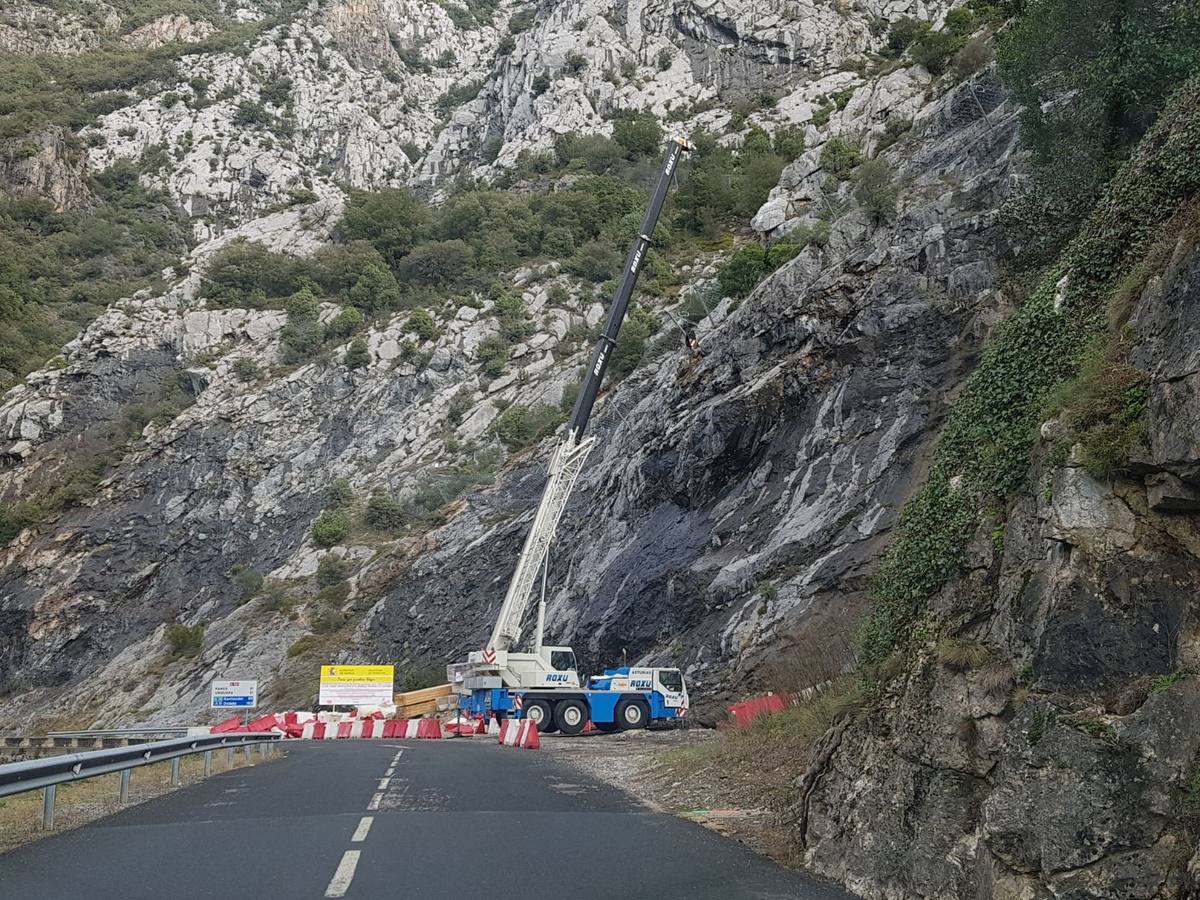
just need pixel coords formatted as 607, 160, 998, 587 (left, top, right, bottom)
554, 699, 588, 735
525, 700, 555, 733
616, 699, 649, 731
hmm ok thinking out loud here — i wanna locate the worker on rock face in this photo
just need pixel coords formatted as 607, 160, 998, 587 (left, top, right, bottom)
682, 323, 702, 356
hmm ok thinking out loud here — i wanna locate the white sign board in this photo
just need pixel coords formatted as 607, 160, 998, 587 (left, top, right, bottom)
318, 665, 394, 707
211, 679, 258, 709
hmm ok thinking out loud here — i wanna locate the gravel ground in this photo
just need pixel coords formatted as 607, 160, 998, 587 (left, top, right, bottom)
541, 727, 799, 865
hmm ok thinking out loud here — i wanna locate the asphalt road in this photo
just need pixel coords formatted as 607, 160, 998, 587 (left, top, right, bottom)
0, 738, 853, 899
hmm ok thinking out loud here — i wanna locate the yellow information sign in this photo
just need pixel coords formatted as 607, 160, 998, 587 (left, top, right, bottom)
318, 665, 395, 706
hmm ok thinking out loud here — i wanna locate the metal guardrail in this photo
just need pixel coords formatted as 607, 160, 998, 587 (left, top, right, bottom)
0, 732, 283, 829
46, 727, 192, 738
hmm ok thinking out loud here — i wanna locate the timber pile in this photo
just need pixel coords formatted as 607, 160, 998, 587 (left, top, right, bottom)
394, 683, 454, 719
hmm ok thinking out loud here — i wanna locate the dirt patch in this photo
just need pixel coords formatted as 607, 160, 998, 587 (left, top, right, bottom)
544, 680, 862, 870
0, 746, 278, 854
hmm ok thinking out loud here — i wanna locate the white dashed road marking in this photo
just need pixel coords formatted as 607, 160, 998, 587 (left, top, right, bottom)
385, 767, 395, 777
324, 850, 360, 898
352, 816, 374, 843
377, 777, 391, 790
367, 792, 383, 811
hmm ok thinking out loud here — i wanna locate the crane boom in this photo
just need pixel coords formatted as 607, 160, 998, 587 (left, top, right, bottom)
485, 137, 692, 654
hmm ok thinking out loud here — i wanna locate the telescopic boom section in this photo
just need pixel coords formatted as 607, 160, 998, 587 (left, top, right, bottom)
485, 137, 692, 654
566, 136, 692, 443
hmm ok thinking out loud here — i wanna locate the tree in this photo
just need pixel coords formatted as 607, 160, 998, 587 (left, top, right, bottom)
998, 0, 1200, 211
612, 111, 663, 158
718, 245, 767, 299
854, 158, 900, 221
397, 239, 474, 286
347, 264, 401, 312
408, 308, 439, 341
340, 188, 429, 266
820, 137, 862, 179
343, 335, 371, 369
325, 306, 364, 341
312, 509, 350, 546
567, 240, 622, 281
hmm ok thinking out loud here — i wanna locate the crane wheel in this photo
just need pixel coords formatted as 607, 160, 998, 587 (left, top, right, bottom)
554, 699, 588, 735
616, 699, 649, 730
525, 700, 556, 733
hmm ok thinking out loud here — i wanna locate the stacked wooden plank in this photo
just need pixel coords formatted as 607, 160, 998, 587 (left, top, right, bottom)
393, 683, 454, 719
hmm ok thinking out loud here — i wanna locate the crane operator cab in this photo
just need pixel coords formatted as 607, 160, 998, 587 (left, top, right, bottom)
588, 667, 689, 714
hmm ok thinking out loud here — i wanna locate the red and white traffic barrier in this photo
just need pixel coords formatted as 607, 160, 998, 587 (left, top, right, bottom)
498, 719, 540, 750
213, 709, 445, 740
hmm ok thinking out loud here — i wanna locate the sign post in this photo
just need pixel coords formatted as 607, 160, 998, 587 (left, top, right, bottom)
211, 680, 258, 721
318, 665, 394, 708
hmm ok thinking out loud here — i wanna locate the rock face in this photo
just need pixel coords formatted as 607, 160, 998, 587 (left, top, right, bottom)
0, 0, 997, 725
0, 127, 92, 212
793, 233, 1200, 896
367, 72, 1021, 699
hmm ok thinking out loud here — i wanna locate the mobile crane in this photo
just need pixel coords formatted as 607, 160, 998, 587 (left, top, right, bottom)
447, 137, 693, 735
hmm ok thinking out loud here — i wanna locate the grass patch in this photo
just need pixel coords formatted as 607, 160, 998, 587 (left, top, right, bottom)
859, 75, 1200, 665
656, 677, 862, 811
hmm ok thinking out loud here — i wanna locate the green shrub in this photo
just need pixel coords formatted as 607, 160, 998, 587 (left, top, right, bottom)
612, 110, 663, 158
491, 403, 565, 450
718, 245, 768, 299
166, 623, 204, 658
887, 17, 930, 56
1051, 332, 1148, 480
231, 356, 261, 382
564, 52, 587, 73
347, 265, 401, 312
343, 335, 371, 369
408, 308, 439, 341
316, 554, 352, 587
567, 240, 622, 281
911, 29, 960, 76
233, 99, 266, 126
364, 491, 407, 532
478, 335, 511, 377
656, 48, 673, 71
610, 305, 659, 378
0, 502, 40, 546
325, 307, 365, 341
280, 288, 326, 364
997, 0, 1200, 219
773, 126, 806, 160
509, 8, 536, 33
853, 157, 900, 220
340, 188, 428, 266
952, 35, 995, 81
325, 478, 354, 509
492, 292, 529, 341
312, 509, 350, 547
398, 239, 475, 287
821, 137, 862, 179
541, 226, 575, 257
232, 566, 264, 600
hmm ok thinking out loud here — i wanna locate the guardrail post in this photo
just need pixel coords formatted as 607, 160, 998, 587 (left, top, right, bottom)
169, 757, 181, 786
203, 750, 213, 777
257, 742, 266, 758
42, 784, 56, 830
119, 769, 130, 804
